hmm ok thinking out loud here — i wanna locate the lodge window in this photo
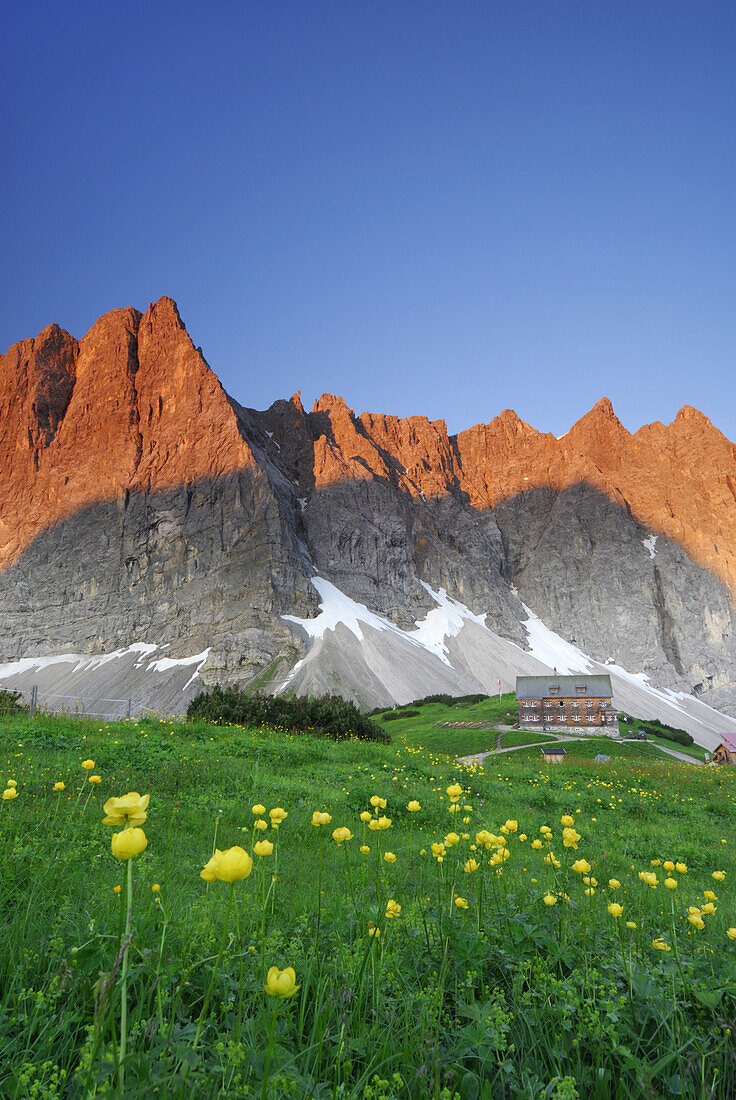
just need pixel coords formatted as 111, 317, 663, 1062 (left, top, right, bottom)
572, 701, 579, 708
573, 715, 580, 722
576, 686, 586, 695
559, 715, 567, 722
587, 716, 595, 723
586, 701, 593, 709
549, 685, 559, 694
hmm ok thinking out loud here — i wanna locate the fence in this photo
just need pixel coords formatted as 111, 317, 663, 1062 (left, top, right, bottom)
21, 685, 135, 721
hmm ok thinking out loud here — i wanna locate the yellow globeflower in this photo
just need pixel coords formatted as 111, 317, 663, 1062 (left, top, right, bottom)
638, 871, 658, 888
311, 811, 332, 827
360, 810, 372, 822
572, 859, 591, 875
111, 828, 148, 861
608, 903, 623, 918
6, 780, 17, 788
689, 915, 705, 929
560, 814, 575, 827
663, 861, 675, 872
252, 804, 266, 816
360, 845, 370, 854
701, 902, 716, 915
384, 851, 397, 863
503, 819, 518, 834
254, 840, 274, 857
454, 896, 469, 909
727, 928, 736, 940
448, 803, 462, 814
385, 899, 401, 919
368, 924, 380, 937
215, 846, 253, 882
626, 921, 637, 930
712, 871, 726, 882
377, 816, 392, 830
81, 760, 95, 770
407, 800, 421, 812
531, 839, 543, 850
102, 792, 150, 827
2, 788, 18, 800
152, 883, 160, 893
113, 884, 121, 894
264, 966, 300, 998
464, 858, 480, 874
255, 819, 268, 831
543, 894, 557, 907
368, 819, 380, 831
332, 827, 354, 844
446, 783, 463, 803
584, 887, 595, 897
444, 832, 460, 847
431, 842, 445, 859
88, 775, 102, 784
53, 781, 66, 792
562, 828, 581, 849
664, 878, 677, 890
675, 862, 687, 874
608, 879, 621, 889
652, 938, 671, 952
370, 796, 387, 809
704, 890, 717, 901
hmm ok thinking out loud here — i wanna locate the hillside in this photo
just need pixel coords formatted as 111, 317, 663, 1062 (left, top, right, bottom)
2, 297, 736, 728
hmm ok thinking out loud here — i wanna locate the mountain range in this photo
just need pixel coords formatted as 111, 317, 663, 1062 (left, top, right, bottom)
1, 296, 735, 743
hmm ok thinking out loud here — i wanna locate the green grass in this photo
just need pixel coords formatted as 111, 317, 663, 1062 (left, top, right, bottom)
499, 730, 556, 750
375, 692, 519, 756
1, 710, 736, 1098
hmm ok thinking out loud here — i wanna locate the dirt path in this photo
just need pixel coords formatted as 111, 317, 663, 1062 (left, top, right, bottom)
459, 735, 703, 767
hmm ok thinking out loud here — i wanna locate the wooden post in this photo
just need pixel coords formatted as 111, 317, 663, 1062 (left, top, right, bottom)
29, 684, 38, 718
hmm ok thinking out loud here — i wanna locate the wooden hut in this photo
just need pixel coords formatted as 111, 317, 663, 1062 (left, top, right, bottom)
541, 746, 566, 765
711, 737, 736, 766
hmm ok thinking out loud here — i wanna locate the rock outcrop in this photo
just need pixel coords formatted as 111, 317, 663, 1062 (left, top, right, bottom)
2, 296, 736, 715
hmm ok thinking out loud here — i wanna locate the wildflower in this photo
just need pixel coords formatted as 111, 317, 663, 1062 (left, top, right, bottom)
638, 871, 658, 888
384, 852, 396, 864
626, 921, 637, 930
531, 839, 543, 850
687, 906, 702, 915
560, 814, 575, 827
608, 879, 621, 889
360, 810, 372, 822
701, 902, 716, 915
111, 828, 148, 861
663, 861, 675, 872
650, 859, 661, 866
540, 825, 552, 836
370, 796, 387, 809
689, 915, 705, 930
712, 871, 726, 882
360, 845, 370, 854
385, 899, 401, 919
448, 803, 462, 814
543, 894, 557, 906
254, 840, 274, 857
727, 928, 736, 940
455, 897, 468, 909
664, 877, 677, 890
608, 903, 623, 918
252, 804, 266, 815
563, 828, 581, 849
503, 819, 518, 834
269, 807, 287, 825
464, 858, 479, 873
519, 833, 527, 841
572, 859, 591, 875
446, 783, 463, 802
81, 760, 95, 770
102, 793, 150, 828
368, 819, 380, 831
6, 780, 16, 788
2, 788, 18, 800
476, 830, 492, 846
113, 885, 121, 894
431, 842, 446, 859
377, 816, 392, 830
445, 832, 460, 847
583, 876, 598, 887
652, 938, 671, 952
675, 862, 687, 874
584, 887, 595, 897
311, 811, 332, 827
53, 781, 66, 792
89, 775, 102, 785
332, 827, 354, 844
152, 884, 160, 893
264, 966, 300, 998
704, 890, 717, 901
255, 819, 268, 831
407, 800, 421, 812
368, 923, 380, 938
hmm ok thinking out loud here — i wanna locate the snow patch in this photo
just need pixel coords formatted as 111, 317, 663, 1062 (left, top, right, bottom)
297, 498, 307, 512
147, 649, 211, 690
409, 582, 487, 665
518, 604, 594, 675
643, 534, 658, 559
283, 577, 398, 643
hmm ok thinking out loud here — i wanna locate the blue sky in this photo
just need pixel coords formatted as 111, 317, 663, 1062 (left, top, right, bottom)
3, 1, 736, 439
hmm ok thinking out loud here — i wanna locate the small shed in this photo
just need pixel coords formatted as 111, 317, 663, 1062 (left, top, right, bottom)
711, 737, 736, 766
541, 746, 566, 765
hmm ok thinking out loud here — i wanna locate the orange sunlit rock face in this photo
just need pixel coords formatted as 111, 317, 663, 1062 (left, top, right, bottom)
0, 297, 254, 568
3, 298, 736, 605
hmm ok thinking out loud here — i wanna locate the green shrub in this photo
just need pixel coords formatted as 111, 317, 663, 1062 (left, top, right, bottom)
0, 689, 27, 717
381, 709, 420, 722
618, 713, 694, 746
187, 685, 389, 743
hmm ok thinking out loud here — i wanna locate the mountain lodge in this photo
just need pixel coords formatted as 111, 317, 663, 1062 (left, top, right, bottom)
516, 674, 619, 734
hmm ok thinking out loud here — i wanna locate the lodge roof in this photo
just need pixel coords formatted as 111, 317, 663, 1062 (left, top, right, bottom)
541, 746, 567, 755
714, 737, 736, 753
516, 674, 613, 700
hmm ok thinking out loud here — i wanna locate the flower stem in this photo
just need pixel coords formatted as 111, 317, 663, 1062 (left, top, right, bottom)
118, 855, 134, 1093
193, 882, 234, 1052
261, 999, 279, 1100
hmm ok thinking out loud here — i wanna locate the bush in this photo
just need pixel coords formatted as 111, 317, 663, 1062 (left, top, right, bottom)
381, 709, 420, 722
187, 685, 389, 743
618, 713, 694, 746
0, 689, 27, 717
